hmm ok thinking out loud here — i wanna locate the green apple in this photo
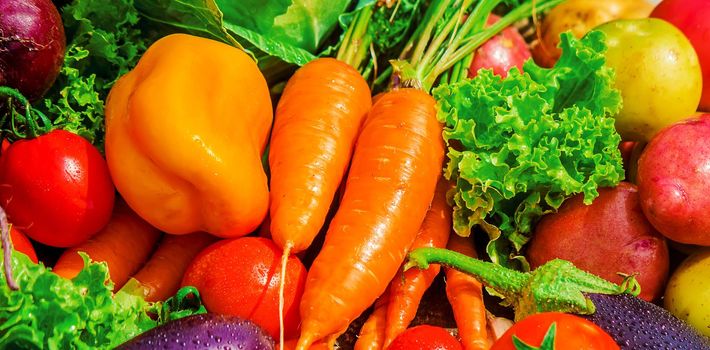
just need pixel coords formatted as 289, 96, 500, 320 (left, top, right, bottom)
593, 18, 702, 142
664, 249, 710, 337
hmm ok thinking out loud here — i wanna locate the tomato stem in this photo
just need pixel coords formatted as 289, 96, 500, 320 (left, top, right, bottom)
0, 86, 53, 140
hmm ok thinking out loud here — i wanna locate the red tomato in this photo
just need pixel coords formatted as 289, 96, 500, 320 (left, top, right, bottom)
468, 14, 531, 78
491, 313, 619, 350
181, 237, 307, 340
0, 129, 115, 247
651, 0, 710, 111
387, 325, 463, 350
9, 225, 38, 263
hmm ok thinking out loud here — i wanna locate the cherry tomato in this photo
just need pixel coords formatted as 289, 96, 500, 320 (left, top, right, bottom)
387, 325, 463, 350
181, 237, 307, 340
9, 225, 38, 263
491, 312, 619, 350
0, 129, 115, 247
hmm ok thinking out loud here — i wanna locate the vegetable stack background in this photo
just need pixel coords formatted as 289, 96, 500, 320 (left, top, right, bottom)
1, 0, 710, 349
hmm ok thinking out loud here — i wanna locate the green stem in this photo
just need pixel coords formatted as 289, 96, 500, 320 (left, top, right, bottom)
438, 0, 563, 78
408, 0, 452, 67
0, 86, 52, 139
406, 247, 528, 296
337, 4, 375, 70
406, 247, 640, 321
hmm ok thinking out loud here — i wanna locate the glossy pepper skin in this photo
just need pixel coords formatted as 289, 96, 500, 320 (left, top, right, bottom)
104, 34, 272, 238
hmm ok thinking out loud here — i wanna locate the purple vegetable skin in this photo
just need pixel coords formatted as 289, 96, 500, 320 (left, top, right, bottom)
116, 314, 275, 350
0, 0, 65, 101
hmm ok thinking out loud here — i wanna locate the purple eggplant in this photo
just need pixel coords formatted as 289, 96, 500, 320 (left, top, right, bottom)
0, 0, 65, 101
116, 314, 275, 350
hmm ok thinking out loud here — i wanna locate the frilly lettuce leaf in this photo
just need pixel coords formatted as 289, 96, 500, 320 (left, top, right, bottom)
0, 251, 204, 349
433, 31, 624, 270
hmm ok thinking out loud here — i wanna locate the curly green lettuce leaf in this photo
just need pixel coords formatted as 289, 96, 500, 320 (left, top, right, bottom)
39, 0, 156, 150
0, 251, 204, 349
433, 31, 624, 269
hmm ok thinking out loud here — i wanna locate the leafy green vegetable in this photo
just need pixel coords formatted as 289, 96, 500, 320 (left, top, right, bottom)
136, 0, 317, 83
433, 31, 624, 269
39, 0, 156, 150
217, 0, 352, 53
0, 252, 204, 349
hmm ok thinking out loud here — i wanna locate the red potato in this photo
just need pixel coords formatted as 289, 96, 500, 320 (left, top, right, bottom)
636, 114, 710, 246
527, 182, 669, 301
651, 0, 710, 111
468, 15, 531, 78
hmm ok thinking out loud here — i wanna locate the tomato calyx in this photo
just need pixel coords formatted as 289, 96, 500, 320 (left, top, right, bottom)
512, 323, 556, 350
0, 86, 54, 141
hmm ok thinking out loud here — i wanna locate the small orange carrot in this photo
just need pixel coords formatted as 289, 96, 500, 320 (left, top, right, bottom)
268, 57, 372, 347
355, 287, 391, 350
278, 339, 331, 350
382, 178, 453, 348
295, 88, 445, 350
52, 198, 162, 289
125, 232, 218, 301
445, 234, 489, 350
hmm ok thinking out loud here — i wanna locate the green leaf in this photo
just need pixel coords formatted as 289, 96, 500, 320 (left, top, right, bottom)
223, 22, 316, 66
434, 31, 624, 269
0, 251, 204, 349
513, 323, 557, 350
218, 0, 352, 53
135, 0, 242, 48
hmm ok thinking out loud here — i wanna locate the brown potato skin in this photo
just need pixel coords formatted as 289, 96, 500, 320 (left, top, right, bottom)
526, 182, 669, 301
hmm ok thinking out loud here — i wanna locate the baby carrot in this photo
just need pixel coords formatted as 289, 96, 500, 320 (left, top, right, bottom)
445, 234, 489, 350
355, 287, 391, 350
52, 198, 161, 289
125, 232, 218, 301
382, 178, 453, 348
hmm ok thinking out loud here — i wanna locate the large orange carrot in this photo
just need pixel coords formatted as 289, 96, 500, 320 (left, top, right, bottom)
382, 178, 453, 348
52, 198, 161, 289
269, 57, 372, 255
445, 234, 489, 350
124, 232, 218, 301
354, 286, 391, 350
268, 57, 372, 347
295, 88, 445, 350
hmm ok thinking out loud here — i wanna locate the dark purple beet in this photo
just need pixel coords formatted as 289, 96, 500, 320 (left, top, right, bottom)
584, 293, 710, 350
0, 0, 65, 101
116, 314, 275, 350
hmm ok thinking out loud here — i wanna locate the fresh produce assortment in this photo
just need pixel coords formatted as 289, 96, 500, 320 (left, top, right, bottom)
2, 1, 710, 350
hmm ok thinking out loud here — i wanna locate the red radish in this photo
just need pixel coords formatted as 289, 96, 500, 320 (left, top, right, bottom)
182, 237, 307, 340
468, 15, 531, 78
387, 325, 463, 350
0, 0, 65, 101
636, 113, 710, 246
0, 129, 115, 247
651, 0, 710, 111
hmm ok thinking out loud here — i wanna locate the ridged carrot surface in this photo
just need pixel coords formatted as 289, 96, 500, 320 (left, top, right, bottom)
383, 178, 453, 348
295, 88, 445, 350
445, 234, 489, 350
269, 57, 372, 254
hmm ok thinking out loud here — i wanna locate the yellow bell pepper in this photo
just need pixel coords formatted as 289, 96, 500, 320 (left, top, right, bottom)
104, 34, 272, 238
